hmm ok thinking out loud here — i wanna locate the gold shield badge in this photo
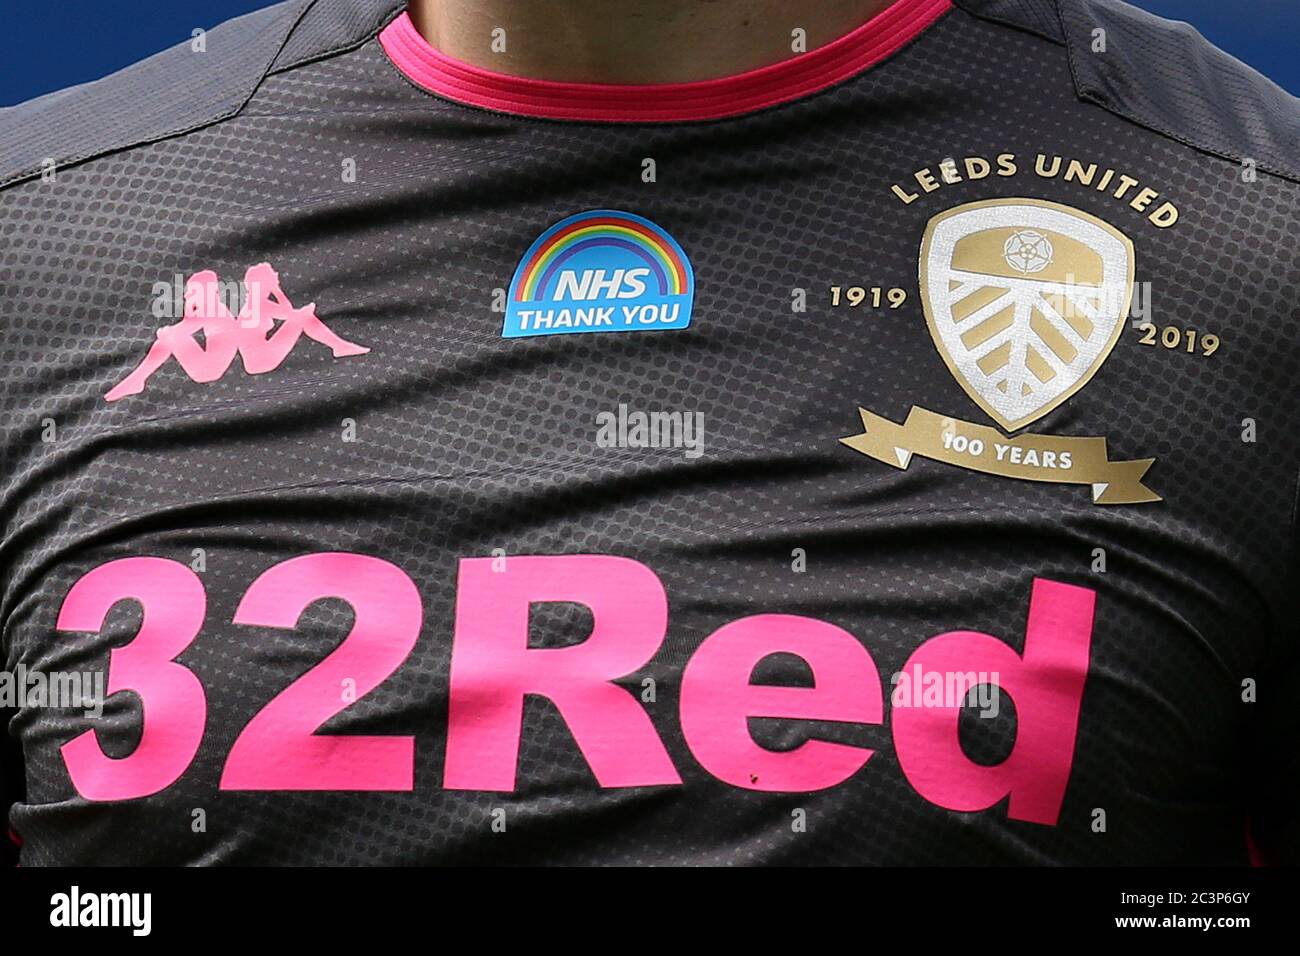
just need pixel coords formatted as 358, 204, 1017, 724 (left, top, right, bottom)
919, 198, 1135, 432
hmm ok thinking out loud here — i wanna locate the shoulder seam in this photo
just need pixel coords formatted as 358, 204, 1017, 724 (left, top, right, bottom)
266, 3, 406, 77
1057, 2, 1299, 183
956, 0, 1300, 186
1070, 74, 1300, 185
949, 0, 1066, 46
0, 0, 320, 194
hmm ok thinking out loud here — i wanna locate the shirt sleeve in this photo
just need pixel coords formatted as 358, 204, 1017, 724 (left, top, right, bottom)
1246, 516, 1300, 865
0, 705, 19, 866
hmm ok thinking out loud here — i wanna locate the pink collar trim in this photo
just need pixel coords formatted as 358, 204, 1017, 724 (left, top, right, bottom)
379, 0, 952, 123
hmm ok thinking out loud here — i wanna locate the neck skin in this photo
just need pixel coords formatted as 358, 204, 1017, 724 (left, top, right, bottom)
406, 0, 898, 84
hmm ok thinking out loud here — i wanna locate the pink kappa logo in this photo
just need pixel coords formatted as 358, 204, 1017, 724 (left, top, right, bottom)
105, 263, 369, 402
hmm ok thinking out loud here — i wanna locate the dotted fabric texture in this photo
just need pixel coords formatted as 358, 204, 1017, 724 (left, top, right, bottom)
952, 0, 1064, 41
270, 0, 406, 75
1, 2, 1298, 865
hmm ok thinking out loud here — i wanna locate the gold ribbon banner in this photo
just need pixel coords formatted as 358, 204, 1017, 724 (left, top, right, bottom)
840, 405, 1160, 505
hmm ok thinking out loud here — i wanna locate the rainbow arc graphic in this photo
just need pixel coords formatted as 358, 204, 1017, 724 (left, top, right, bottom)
511, 210, 691, 302
503, 208, 696, 339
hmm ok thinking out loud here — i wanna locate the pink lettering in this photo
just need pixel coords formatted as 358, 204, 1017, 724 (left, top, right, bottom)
53, 553, 1096, 823
58, 558, 208, 800
444, 555, 681, 791
220, 553, 422, 791
891, 578, 1094, 824
680, 614, 881, 791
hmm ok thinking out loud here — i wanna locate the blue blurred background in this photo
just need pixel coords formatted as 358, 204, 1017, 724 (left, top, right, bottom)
0, 0, 1297, 107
